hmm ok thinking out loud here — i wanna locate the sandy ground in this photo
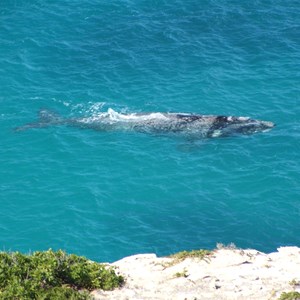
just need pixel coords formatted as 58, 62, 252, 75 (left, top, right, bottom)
91, 247, 300, 300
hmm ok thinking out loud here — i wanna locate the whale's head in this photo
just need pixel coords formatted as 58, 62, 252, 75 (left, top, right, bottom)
233, 117, 275, 135
210, 116, 275, 137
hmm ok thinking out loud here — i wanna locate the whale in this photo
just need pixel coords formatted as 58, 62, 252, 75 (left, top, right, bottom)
15, 108, 275, 138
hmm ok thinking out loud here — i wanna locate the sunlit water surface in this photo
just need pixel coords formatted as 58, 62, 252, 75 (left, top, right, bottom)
0, 0, 299, 262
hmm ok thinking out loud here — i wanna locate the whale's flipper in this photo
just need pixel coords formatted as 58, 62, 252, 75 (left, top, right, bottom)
14, 109, 62, 131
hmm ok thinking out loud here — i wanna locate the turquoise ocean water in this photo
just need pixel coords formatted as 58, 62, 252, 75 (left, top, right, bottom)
0, 1, 299, 262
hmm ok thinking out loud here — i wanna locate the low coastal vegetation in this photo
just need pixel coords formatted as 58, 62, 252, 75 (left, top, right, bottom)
165, 249, 212, 268
0, 249, 124, 299
173, 269, 188, 278
169, 249, 212, 261
278, 291, 300, 300
169, 243, 238, 262
289, 279, 300, 288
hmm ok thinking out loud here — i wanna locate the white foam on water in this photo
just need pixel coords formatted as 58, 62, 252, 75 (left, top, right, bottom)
90, 102, 106, 114
75, 108, 169, 125
106, 108, 169, 122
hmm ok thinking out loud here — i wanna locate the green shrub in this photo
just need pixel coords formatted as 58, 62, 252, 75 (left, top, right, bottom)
173, 268, 188, 278
169, 249, 211, 261
164, 249, 212, 267
278, 291, 300, 300
0, 249, 124, 299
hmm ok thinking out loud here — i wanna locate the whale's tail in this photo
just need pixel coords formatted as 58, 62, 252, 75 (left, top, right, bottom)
14, 109, 62, 131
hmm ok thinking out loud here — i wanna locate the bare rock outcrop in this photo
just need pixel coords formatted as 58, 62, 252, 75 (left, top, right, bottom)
92, 246, 300, 300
